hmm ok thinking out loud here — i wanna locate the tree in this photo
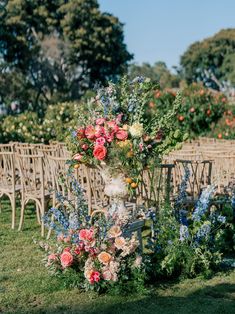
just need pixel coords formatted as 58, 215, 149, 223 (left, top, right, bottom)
180, 29, 235, 90
128, 61, 180, 88
0, 0, 132, 113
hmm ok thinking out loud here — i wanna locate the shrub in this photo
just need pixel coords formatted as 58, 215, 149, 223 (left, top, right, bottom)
152, 83, 227, 137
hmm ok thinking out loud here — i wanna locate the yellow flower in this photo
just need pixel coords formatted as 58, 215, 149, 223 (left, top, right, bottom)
117, 140, 131, 148
129, 123, 144, 138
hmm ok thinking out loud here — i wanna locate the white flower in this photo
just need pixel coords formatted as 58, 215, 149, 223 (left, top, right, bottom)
129, 123, 144, 138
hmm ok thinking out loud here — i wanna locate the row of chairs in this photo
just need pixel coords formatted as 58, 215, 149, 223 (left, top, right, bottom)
165, 138, 235, 192
1, 141, 217, 236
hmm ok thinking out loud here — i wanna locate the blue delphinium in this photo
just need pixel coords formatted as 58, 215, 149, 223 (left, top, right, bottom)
217, 215, 226, 224
196, 222, 211, 240
192, 185, 215, 222
175, 164, 190, 208
179, 224, 189, 242
131, 76, 145, 84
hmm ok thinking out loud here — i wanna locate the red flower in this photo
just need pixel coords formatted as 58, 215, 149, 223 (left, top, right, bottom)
74, 246, 80, 255
89, 271, 101, 284
93, 145, 107, 160
76, 128, 85, 139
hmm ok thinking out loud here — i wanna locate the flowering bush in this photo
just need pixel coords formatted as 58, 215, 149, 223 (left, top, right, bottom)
208, 108, 235, 140
0, 102, 82, 144
148, 181, 229, 279
68, 76, 186, 184
152, 83, 226, 137
40, 175, 145, 294
1, 112, 45, 143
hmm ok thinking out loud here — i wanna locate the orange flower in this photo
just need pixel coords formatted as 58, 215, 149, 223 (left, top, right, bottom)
98, 252, 112, 265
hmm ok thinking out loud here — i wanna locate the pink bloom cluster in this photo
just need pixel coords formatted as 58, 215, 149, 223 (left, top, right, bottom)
46, 224, 141, 288
73, 115, 128, 162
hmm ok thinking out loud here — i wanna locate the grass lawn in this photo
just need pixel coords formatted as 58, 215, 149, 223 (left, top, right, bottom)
0, 199, 235, 314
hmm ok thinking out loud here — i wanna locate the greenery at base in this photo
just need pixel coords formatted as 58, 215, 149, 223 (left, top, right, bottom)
0, 200, 235, 314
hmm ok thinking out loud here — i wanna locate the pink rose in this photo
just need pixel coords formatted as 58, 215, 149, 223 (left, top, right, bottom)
79, 228, 94, 242
96, 118, 106, 125
82, 144, 89, 151
95, 137, 106, 146
116, 129, 128, 141
85, 125, 96, 140
89, 271, 100, 284
93, 145, 107, 160
73, 153, 83, 161
60, 251, 73, 268
139, 143, 143, 152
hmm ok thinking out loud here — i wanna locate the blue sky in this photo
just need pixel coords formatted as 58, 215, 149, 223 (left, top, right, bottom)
99, 0, 235, 70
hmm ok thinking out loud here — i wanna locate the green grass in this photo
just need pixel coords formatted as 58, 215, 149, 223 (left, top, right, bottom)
0, 198, 235, 314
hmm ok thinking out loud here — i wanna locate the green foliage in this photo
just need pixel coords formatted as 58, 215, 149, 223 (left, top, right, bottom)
0, 0, 132, 113
152, 83, 226, 137
1, 101, 81, 143
180, 29, 235, 89
148, 204, 226, 279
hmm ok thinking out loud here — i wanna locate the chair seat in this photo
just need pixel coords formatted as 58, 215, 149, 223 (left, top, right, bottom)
0, 184, 22, 194
24, 190, 52, 199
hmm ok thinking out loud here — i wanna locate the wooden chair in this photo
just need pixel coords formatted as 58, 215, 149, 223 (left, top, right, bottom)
0, 152, 21, 228
16, 153, 51, 236
137, 164, 175, 208
173, 159, 213, 204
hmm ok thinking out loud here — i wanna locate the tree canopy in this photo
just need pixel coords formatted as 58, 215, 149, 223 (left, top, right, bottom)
0, 0, 132, 114
180, 29, 235, 90
128, 61, 180, 89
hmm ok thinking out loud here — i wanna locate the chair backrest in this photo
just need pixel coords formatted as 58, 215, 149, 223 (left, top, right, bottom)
174, 159, 213, 199
0, 152, 15, 190
137, 164, 175, 207
0, 143, 14, 152
16, 153, 44, 197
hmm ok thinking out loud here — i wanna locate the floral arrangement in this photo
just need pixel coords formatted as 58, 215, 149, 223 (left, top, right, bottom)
41, 175, 145, 293
68, 76, 186, 185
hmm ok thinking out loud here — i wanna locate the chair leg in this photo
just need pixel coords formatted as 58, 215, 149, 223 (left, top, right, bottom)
46, 213, 55, 240
40, 201, 46, 237
36, 204, 41, 225
10, 196, 16, 229
18, 199, 25, 231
